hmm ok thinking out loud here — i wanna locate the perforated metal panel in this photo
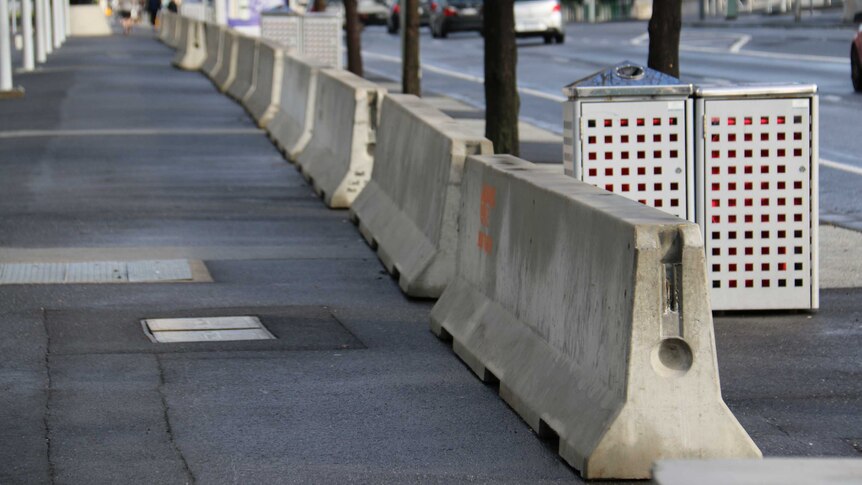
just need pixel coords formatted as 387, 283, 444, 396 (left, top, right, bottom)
576, 99, 693, 220
261, 15, 301, 54
302, 15, 342, 69
697, 96, 818, 310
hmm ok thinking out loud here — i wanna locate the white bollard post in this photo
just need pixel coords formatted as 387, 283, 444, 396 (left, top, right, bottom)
33, 0, 44, 61
21, 0, 33, 70
43, 0, 53, 54
51, 0, 61, 47
63, 0, 69, 36
11, 0, 17, 35
1, 0, 13, 91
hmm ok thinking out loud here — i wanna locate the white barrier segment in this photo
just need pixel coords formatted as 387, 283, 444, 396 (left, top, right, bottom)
200, 22, 222, 80
51, 0, 62, 47
170, 15, 189, 58
170, 13, 184, 48
211, 28, 237, 93
265, 53, 327, 160
172, 18, 206, 70
430, 154, 762, 479
349, 94, 493, 298
42, 0, 52, 55
33, 0, 44, 62
226, 34, 256, 101
0, 0, 13, 91
63, 0, 69, 35
242, 39, 283, 128
158, 11, 173, 44
297, 69, 385, 209
654, 458, 862, 484
68, 4, 111, 36
21, 0, 34, 70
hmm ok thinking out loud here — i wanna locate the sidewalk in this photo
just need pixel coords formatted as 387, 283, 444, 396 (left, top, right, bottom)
0, 28, 860, 483
685, 6, 854, 28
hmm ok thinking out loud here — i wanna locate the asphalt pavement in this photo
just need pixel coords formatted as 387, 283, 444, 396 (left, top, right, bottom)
0, 24, 860, 484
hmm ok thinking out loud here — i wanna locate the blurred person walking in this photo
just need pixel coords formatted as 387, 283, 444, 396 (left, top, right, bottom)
146, 0, 160, 30
117, 0, 136, 34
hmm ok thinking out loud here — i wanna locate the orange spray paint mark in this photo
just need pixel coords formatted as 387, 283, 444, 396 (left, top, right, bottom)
477, 184, 496, 255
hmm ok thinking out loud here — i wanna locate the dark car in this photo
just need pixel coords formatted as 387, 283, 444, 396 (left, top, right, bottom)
429, 0, 483, 38
387, 0, 432, 34
853, 17, 862, 92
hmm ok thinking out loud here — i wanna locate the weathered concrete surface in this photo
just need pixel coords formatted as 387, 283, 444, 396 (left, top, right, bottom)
226, 35, 256, 102
653, 458, 862, 484
172, 18, 206, 71
69, 5, 112, 37
210, 29, 236, 93
266, 54, 326, 161
200, 23, 222, 80
297, 69, 385, 209
431, 154, 761, 479
243, 40, 283, 128
350, 94, 493, 298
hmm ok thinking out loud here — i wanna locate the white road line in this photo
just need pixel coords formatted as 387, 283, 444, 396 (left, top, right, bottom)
820, 158, 862, 176
728, 34, 751, 53
0, 128, 264, 138
630, 32, 649, 46
363, 51, 567, 102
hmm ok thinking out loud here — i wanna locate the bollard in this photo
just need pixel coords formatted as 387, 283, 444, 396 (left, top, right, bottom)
33, 0, 44, 62
21, 0, 34, 70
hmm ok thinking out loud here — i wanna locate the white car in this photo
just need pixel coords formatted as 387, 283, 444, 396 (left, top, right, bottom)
514, 0, 564, 44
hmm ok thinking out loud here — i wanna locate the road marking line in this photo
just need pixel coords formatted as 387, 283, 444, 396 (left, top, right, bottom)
0, 128, 264, 138
728, 34, 751, 53
630, 32, 649, 45
363, 51, 567, 102
820, 158, 862, 176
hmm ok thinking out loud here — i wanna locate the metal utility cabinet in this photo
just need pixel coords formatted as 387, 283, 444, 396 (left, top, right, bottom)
695, 84, 819, 311
563, 63, 695, 221
260, 8, 342, 69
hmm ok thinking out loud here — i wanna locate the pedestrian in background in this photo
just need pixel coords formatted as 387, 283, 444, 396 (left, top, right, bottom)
146, 0, 161, 30
167, 0, 178, 13
117, 0, 136, 34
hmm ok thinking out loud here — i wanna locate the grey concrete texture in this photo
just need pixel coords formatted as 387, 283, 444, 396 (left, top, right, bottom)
210, 29, 237, 93
172, 19, 207, 72
243, 39, 284, 127
266, 53, 327, 160
0, 27, 859, 485
431, 154, 760, 479
350, 94, 493, 298
200, 23, 223, 79
297, 69, 385, 209
654, 458, 862, 484
226, 35, 257, 102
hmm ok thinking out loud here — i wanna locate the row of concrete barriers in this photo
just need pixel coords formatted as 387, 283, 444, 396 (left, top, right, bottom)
158, 12, 763, 479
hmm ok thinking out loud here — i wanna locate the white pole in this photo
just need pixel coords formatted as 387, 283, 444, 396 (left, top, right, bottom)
56, 0, 63, 42
51, 0, 61, 47
1, 0, 13, 90
63, 0, 68, 35
11, 0, 17, 35
43, 0, 53, 54
33, 0, 44, 61
21, 0, 33, 69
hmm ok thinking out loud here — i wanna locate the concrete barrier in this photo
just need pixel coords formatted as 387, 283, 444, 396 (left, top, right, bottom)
265, 54, 327, 161
654, 458, 862, 484
169, 14, 184, 49
349, 94, 493, 298
69, 5, 111, 36
158, 12, 175, 45
172, 18, 206, 71
297, 69, 385, 209
227, 35, 257, 102
430, 154, 762, 479
242, 39, 284, 128
200, 23, 222, 80
211, 29, 238, 93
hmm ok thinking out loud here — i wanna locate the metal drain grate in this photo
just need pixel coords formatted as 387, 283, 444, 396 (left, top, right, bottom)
0, 260, 194, 284
141, 316, 276, 343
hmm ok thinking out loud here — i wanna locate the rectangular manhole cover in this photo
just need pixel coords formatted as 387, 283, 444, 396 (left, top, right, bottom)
0, 260, 196, 284
142, 316, 275, 343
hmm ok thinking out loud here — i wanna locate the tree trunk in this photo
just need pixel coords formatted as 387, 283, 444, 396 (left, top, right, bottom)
344, 0, 363, 76
402, 0, 420, 95
311, 0, 326, 11
647, 0, 682, 78
483, 0, 519, 156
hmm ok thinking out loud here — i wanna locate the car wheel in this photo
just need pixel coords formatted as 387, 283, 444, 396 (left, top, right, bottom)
555, 32, 565, 44
439, 23, 448, 38
852, 46, 862, 93
543, 34, 553, 44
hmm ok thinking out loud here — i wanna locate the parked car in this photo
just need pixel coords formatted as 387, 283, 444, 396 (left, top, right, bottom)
309, 0, 389, 25
429, 0, 483, 38
387, 0, 431, 34
853, 17, 862, 92
514, 0, 564, 44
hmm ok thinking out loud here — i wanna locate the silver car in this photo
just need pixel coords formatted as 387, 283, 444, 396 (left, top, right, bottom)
514, 0, 564, 44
